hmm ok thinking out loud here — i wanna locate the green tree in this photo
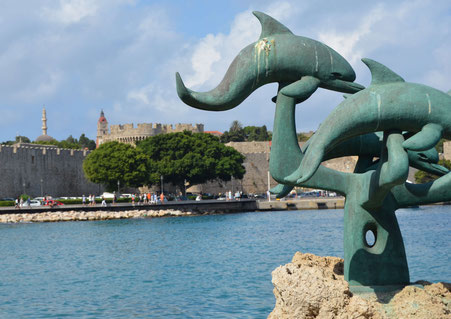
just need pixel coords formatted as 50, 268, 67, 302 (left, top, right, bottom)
220, 120, 246, 142
243, 125, 270, 141
83, 141, 149, 191
16, 135, 31, 143
79, 133, 96, 150
137, 131, 245, 193
414, 159, 451, 183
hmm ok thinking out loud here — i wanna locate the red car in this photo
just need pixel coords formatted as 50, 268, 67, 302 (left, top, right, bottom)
43, 199, 64, 207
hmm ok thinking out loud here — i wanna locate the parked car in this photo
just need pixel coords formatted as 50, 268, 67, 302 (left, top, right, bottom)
0, 198, 14, 201
43, 199, 64, 207
28, 200, 42, 207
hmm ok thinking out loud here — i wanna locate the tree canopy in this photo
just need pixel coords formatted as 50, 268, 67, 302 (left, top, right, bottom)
83, 141, 149, 191
34, 134, 96, 150
220, 121, 271, 143
137, 131, 245, 193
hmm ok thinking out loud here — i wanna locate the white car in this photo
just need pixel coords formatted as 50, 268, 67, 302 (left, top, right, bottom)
22, 200, 41, 207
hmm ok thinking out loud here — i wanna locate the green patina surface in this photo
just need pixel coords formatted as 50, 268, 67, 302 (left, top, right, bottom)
176, 11, 451, 291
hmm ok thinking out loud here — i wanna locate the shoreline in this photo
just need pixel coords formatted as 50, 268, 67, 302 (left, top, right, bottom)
0, 208, 212, 223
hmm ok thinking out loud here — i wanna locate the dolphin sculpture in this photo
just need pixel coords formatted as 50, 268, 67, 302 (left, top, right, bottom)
270, 132, 448, 198
176, 11, 364, 111
286, 58, 451, 184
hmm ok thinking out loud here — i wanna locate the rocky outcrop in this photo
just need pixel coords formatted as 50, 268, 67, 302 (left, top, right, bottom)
269, 252, 450, 319
0, 209, 202, 223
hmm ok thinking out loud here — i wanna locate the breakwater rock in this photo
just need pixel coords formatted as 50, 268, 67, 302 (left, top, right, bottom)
268, 252, 450, 319
0, 209, 205, 223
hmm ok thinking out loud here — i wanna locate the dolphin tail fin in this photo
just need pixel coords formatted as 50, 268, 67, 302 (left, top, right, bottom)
253, 11, 294, 39
270, 184, 294, 198
403, 123, 443, 151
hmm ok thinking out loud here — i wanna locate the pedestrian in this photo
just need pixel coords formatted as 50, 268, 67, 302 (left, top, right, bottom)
113, 193, 117, 205
131, 194, 135, 206
26, 197, 31, 207
19, 197, 23, 208
160, 192, 165, 204
147, 192, 151, 204
101, 196, 107, 207
82, 195, 86, 206
15, 197, 20, 209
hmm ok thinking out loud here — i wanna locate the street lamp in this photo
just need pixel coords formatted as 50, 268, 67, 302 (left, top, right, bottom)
40, 179, 43, 197
117, 180, 120, 194
161, 175, 164, 194
22, 182, 26, 196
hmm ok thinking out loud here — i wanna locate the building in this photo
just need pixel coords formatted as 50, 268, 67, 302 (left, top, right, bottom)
96, 110, 205, 147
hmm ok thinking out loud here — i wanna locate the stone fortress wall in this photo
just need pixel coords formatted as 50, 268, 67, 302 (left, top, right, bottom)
99, 122, 204, 145
0, 144, 102, 198
191, 141, 358, 195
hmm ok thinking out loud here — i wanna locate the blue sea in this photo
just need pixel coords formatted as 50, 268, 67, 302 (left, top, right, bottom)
0, 206, 449, 318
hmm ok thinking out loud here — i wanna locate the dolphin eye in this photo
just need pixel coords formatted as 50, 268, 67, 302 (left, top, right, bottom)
418, 153, 428, 161
331, 72, 343, 79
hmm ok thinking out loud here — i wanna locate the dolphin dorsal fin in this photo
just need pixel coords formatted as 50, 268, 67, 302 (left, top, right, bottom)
253, 11, 293, 39
362, 58, 405, 85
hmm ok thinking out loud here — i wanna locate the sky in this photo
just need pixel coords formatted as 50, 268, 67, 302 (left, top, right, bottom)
1, 0, 450, 142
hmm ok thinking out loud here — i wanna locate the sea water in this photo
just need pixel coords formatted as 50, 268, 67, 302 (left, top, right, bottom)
0, 206, 449, 318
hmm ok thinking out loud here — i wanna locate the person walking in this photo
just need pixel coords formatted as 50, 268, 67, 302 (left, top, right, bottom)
15, 197, 20, 209
82, 195, 86, 206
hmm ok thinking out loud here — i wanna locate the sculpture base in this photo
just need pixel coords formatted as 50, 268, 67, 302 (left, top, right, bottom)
269, 252, 451, 319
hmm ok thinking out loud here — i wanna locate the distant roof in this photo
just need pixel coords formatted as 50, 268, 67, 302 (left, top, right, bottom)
205, 130, 223, 136
35, 134, 56, 142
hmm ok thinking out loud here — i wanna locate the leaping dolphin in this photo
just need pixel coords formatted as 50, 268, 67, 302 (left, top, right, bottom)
270, 133, 448, 198
176, 11, 364, 111
286, 58, 451, 184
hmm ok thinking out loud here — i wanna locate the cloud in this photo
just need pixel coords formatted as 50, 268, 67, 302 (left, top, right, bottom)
0, 0, 449, 142
42, 0, 99, 24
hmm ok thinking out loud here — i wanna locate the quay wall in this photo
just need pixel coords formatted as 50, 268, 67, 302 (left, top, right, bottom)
0, 145, 103, 198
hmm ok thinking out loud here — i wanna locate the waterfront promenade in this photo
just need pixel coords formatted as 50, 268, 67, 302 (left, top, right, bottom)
0, 197, 347, 223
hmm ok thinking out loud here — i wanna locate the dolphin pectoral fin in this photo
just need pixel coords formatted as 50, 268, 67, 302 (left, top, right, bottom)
270, 184, 294, 198
403, 123, 443, 151
280, 76, 320, 102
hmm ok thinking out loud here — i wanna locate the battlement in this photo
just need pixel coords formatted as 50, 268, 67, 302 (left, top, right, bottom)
98, 121, 204, 146
0, 144, 91, 157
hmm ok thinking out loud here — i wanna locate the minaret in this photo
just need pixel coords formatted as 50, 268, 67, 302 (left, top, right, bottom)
96, 109, 109, 148
41, 106, 48, 136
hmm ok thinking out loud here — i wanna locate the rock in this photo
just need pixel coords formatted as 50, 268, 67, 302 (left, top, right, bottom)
268, 252, 450, 319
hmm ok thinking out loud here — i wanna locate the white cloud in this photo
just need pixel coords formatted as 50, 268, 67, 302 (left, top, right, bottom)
317, 4, 385, 64
42, 0, 99, 24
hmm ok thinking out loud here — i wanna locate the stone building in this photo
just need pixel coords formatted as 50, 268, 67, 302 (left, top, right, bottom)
96, 110, 204, 147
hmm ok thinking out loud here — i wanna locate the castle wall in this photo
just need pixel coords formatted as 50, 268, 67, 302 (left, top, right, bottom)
0, 145, 103, 198
443, 141, 451, 161
99, 122, 205, 146
190, 142, 358, 195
